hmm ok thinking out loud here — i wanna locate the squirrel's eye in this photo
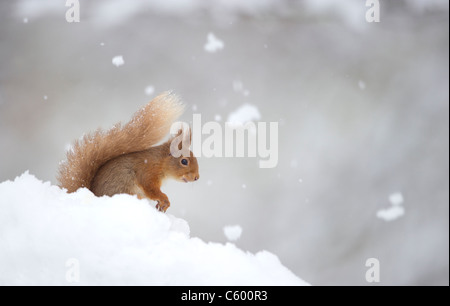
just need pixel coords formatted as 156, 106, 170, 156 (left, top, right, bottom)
181, 159, 189, 166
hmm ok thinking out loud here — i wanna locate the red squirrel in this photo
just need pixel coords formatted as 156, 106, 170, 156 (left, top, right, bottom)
57, 91, 199, 212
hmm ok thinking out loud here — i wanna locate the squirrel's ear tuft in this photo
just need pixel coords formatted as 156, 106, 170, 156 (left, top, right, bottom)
168, 126, 191, 144
182, 126, 192, 149
176, 128, 183, 138
166, 129, 182, 149
187, 126, 192, 144
167, 123, 191, 155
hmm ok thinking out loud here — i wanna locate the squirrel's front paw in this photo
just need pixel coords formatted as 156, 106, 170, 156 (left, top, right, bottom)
156, 199, 170, 212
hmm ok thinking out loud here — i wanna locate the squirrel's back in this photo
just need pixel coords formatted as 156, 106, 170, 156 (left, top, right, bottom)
57, 91, 184, 193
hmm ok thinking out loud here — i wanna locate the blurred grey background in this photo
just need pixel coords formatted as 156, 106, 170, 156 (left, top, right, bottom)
0, 0, 448, 285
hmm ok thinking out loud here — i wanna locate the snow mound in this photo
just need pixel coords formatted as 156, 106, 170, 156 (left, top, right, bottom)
0, 172, 308, 286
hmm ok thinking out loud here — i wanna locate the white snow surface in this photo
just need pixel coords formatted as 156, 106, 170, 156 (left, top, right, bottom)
0, 172, 308, 286
223, 225, 243, 241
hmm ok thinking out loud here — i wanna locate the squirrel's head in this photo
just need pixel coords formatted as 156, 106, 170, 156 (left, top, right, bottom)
165, 151, 200, 183
164, 128, 199, 183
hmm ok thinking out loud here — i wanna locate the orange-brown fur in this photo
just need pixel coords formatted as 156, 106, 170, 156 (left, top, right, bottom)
57, 91, 199, 212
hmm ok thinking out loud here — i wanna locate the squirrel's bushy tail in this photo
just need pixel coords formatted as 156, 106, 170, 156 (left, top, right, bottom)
58, 91, 184, 193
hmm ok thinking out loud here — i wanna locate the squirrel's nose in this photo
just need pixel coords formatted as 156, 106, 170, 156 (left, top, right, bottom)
194, 175, 199, 181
